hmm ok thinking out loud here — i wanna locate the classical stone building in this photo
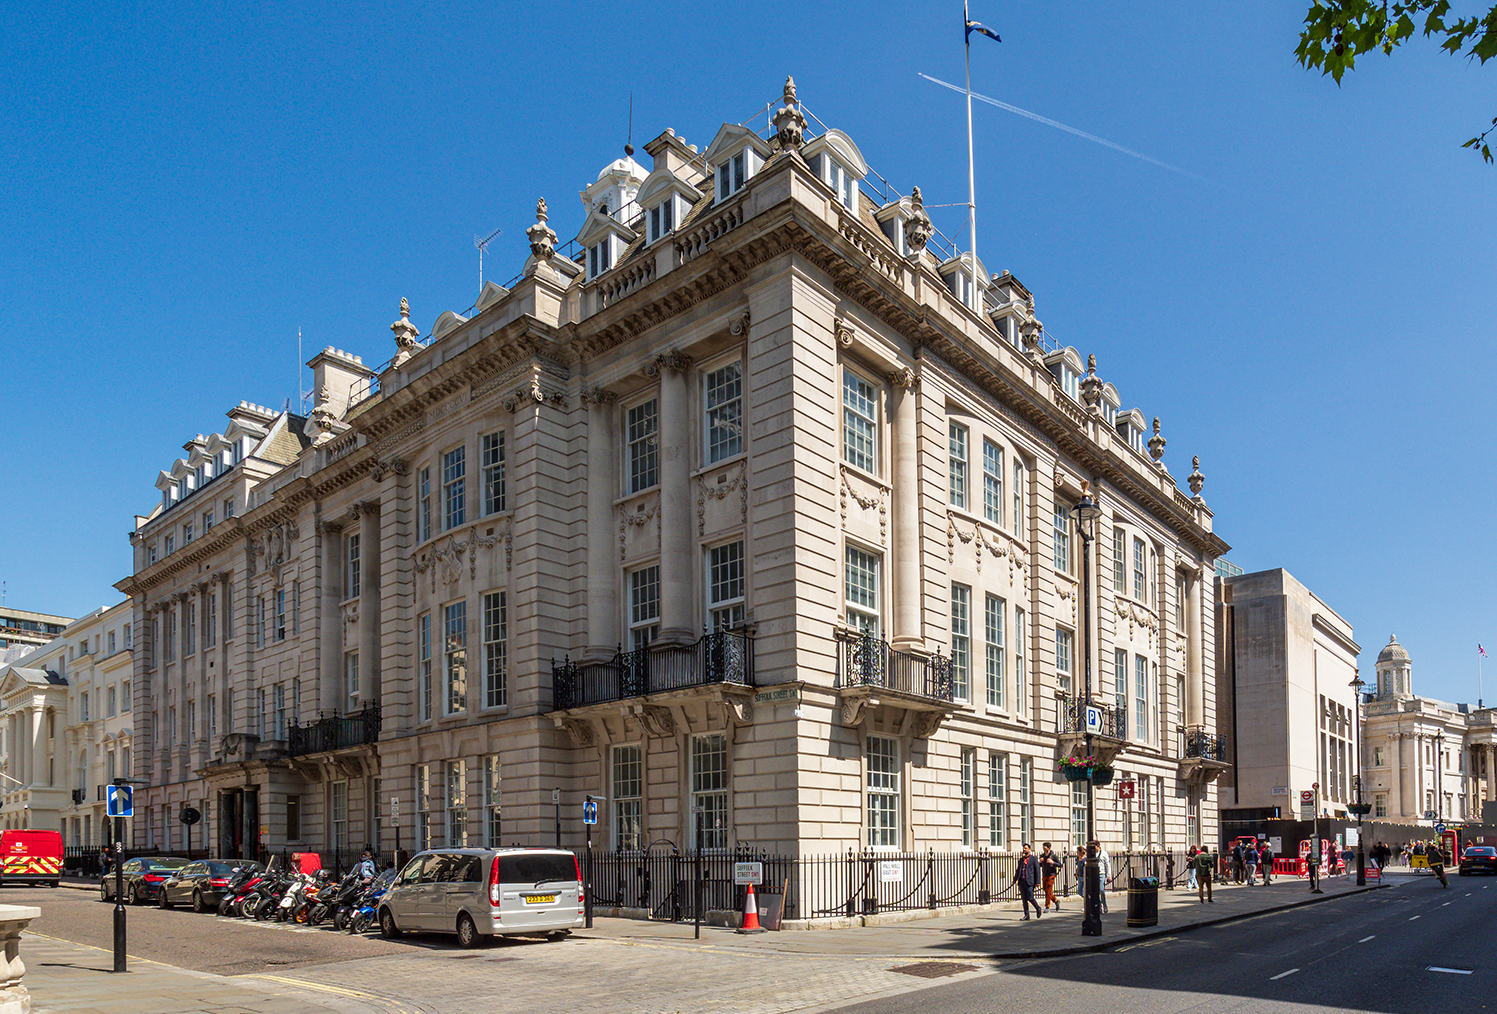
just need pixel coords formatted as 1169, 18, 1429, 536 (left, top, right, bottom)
0, 601, 133, 843
118, 79, 1228, 863
1361, 635, 1496, 824
0, 608, 72, 654
1214, 568, 1360, 832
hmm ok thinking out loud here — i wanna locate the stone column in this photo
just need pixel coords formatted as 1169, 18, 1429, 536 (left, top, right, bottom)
584, 389, 620, 660
889, 370, 922, 652
1185, 568, 1204, 726
1390, 733, 1403, 818
357, 501, 381, 708
1487, 744, 1496, 810
28, 703, 45, 789
652, 351, 695, 644
316, 517, 345, 715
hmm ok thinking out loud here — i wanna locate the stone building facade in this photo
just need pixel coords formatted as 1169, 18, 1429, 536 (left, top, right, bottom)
1361, 635, 1496, 824
1214, 568, 1360, 829
117, 79, 1228, 862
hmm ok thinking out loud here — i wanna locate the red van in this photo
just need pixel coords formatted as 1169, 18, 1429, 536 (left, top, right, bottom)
0, 830, 63, 888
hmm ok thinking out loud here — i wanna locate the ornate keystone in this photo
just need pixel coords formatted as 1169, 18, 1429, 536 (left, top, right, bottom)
390, 297, 420, 368
1188, 455, 1205, 496
904, 186, 933, 254
772, 75, 807, 151
1148, 416, 1166, 462
526, 198, 558, 259
1080, 353, 1103, 411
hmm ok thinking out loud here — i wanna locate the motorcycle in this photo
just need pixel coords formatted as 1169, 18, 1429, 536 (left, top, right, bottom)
346, 869, 396, 934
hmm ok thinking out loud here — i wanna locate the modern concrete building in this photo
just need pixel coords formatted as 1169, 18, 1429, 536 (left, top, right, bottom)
0, 609, 72, 653
116, 78, 1229, 866
1361, 635, 1496, 824
1214, 568, 1360, 834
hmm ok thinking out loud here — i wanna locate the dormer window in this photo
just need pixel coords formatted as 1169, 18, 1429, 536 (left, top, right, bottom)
176, 477, 189, 500
808, 153, 857, 211
647, 198, 676, 244
717, 151, 748, 202
1044, 348, 1084, 403
1059, 365, 1079, 401
588, 238, 614, 280
938, 252, 987, 313
1116, 410, 1147, 454
951, 272, 974, 308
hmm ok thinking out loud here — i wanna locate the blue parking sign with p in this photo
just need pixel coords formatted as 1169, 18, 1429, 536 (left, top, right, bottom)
106, 785, 133, 818
583, 799, 597, 825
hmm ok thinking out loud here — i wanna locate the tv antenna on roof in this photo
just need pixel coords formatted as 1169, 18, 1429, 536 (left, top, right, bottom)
475, 227, 502, 294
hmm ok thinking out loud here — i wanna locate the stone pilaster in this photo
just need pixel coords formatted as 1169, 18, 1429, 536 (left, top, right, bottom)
651, 351, 694, 644
584, 389, 619, 660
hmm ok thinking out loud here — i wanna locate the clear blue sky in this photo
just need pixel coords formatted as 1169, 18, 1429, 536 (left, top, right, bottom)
4, 2, 1492, 703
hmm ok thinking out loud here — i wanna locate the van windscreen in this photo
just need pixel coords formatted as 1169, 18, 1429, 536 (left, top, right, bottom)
494, 854, 576, 884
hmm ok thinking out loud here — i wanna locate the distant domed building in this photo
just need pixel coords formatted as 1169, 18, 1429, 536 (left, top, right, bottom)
1361, 635, 1495, 824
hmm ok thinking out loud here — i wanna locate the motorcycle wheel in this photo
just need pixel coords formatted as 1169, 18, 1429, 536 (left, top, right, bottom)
332, 909, 348, 931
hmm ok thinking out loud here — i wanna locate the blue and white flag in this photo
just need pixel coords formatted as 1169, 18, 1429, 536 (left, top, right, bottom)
966, 20, 1001, 43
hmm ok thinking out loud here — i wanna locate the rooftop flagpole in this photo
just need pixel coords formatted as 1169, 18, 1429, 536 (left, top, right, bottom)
963, 0, 977, 278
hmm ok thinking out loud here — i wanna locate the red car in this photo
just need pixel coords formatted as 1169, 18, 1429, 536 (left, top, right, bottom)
1458, 846, 1497, 876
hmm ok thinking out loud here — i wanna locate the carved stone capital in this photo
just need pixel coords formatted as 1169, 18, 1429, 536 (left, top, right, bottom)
886, 367, 917, 391
581, 386, 618, 406
834, 318, 854, 348
370, 457, 407, 483
348, 499, 381, 520
730, 309, 750, 338
315, 518, 344, 536
645, 350, 693, 377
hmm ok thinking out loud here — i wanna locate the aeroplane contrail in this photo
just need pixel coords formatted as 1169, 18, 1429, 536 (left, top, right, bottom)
919, 72, 1205, 183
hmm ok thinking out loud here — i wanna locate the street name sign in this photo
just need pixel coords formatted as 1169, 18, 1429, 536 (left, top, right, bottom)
733, 862, 763, 885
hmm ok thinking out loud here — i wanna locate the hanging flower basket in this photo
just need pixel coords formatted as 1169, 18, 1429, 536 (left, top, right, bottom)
1058, 755, 1096, 781
1090, 766, 1115, 786
1347, 803, 1372, 816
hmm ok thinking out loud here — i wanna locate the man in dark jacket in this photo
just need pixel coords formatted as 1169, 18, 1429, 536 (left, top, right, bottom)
1038, 843, 1060, 910
1012, 843, 1042, 919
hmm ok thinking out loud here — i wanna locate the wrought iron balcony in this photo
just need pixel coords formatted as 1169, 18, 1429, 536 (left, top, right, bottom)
552, 630, 755, 711
1056, 691, 1126, 740
1183, 726, 1227, 762
287, 703, 382, 757
835, 632, 954, 703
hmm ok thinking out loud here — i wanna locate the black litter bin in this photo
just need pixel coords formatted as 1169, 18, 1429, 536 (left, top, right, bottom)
1127, 876, 1159, 927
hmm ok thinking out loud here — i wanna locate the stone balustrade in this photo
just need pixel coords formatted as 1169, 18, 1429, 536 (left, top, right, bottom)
0, 905, 41, 1014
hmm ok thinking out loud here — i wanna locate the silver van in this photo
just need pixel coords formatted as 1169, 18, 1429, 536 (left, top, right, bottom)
378, 847, 583, 947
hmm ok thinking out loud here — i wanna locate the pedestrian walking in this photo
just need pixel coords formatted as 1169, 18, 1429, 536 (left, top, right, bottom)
1307, 839, 1323, 894
1012, 843, 1043, 919
1231, 841, 1245, 883
1243, 841, 1259, 885
1186, 846, 1199, 891
1195, 846, 1215, 903
1326, 841, 1339, 877
1260, 840, 1273, 885
1091, 841, 1112, 913
1038, 842, 1060, 910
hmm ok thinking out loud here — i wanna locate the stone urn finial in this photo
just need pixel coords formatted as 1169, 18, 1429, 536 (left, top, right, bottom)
1020, 317, 1043, 359
307, 383, 338, 445
1148, 416, 1166, 462
1188, 455, 1204, 496
1080, 353, 1103, 411
904, 186, 933, 254
773, 75, 807, 151
391, 296, 420, 368
527, 197, 558, 259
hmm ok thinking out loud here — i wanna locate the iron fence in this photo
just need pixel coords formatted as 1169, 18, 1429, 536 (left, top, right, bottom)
835, 632, 953, 703
575, 847, 1196, 924
1182, 726, 1228, 762
287, 703, 382, 757
552, 630, 754, 711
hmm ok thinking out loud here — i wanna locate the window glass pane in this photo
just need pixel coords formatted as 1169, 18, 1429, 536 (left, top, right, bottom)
950, 585, 970, 702
948, 423, 968, 508
627, 400, 659, 493
442, 447, 466, 529
705, 363, 743, 463
481, 432, 506, 515
612, 745, 643, 850
982, 440, 1003, 525
866, 735, 900, 848
1056, 628, 1073, 694
1053, 503, 1071, 570
708, 542, 745, 629
842, 370, 878, 473
691, 734, 728, 850
988, 754, 1006, 849
985, 594, 1005, 708
483, 592, 507, 709
444, 602, 467, 714
844, 547, 880, 637
629, 566, 660, 649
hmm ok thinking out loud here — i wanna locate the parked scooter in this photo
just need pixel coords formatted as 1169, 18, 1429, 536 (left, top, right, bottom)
346, 869, 396, 934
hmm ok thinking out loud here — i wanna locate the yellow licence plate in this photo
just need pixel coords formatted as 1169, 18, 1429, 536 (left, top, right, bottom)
525, 894, 556, 904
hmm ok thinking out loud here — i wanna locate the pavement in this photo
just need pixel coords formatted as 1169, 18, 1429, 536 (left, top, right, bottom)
27, 869, 1415, 1014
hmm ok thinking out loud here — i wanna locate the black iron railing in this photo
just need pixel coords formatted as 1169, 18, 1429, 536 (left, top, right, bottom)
286, 703, 382, 757
835, 632, 953, 703
551, 630, 754, 711
1183, 726, 1227, 762
1056, 691, 1126, 739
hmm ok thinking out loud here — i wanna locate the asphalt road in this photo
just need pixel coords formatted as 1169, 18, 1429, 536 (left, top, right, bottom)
3, 884, 455, 975
827, 874, 1493, 1014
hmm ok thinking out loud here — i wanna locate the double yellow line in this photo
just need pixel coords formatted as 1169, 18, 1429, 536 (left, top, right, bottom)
252, 973, 425, 1014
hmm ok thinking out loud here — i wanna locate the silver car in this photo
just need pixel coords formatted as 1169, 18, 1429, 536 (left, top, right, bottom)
378, 847, 583, 947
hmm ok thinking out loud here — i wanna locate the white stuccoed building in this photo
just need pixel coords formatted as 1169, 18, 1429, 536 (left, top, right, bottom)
116, 79, 1229, 874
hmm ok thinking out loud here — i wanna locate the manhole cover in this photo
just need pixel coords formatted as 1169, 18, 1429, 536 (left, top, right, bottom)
889, 961, 976, 979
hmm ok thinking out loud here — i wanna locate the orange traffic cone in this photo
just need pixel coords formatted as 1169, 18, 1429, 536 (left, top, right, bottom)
736, 881, 766, 934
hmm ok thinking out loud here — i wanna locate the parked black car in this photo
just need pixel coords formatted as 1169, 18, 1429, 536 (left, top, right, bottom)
158, 859, 264, 912
98, 857, 189, 904
1458, 846, 1497, 876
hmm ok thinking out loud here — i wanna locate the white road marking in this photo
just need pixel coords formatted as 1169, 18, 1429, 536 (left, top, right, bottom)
1408, 915, 1421, 920
1270, 969, 1300, 980
1442, 902, 1451, 907
1427, 967, 1473, 975
1358, 935, 1375, 943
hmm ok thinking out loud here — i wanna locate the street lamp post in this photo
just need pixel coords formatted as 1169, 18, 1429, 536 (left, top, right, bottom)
1073, 482, 1103, 938
1350, 669, 1367, 887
